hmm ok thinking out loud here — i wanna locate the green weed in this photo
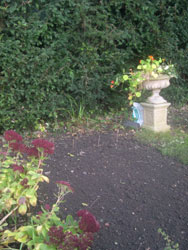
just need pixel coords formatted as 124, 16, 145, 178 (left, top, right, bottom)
158, 228, 179, 250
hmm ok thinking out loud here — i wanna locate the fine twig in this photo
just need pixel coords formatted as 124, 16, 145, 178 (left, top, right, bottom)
0, 206, 18, 226
89, 196, 100, 208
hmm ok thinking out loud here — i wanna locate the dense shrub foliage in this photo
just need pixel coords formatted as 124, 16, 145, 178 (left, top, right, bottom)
0, 0, 187, 131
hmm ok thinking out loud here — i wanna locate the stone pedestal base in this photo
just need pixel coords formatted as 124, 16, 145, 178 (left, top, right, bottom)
141, 102, 171, 132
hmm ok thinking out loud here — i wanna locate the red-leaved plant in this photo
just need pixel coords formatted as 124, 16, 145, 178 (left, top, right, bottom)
0, 130, 53, 219
0, 130, 99, 250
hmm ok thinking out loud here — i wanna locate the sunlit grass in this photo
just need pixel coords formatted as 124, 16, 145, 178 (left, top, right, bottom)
135, 128, 188, 164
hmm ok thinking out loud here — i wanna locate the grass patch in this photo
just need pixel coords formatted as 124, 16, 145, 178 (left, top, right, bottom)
135, 128, 188, 165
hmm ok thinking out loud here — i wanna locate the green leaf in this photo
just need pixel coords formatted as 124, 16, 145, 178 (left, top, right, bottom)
41, 227, 48, 239
18, 204, 27, 215
25, 189, 35, 199
66, 215, 74, 225
29, 196, 37, 207
123, 75, 129, 81
15, 232, 28, 243
36, 243, 55, 250
135, 92, 141, 97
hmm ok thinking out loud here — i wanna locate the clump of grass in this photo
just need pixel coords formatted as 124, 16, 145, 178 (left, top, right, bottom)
135, 128, 188, 164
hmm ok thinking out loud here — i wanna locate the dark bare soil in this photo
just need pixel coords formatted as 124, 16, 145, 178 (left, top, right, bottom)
38, 128, 188, 250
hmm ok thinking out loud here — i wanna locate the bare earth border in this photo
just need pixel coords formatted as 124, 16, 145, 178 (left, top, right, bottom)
38, 129, 188, 250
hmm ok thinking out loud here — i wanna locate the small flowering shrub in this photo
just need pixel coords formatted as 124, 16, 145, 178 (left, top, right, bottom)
110, 55, 176, 105
0, 131, 99, 250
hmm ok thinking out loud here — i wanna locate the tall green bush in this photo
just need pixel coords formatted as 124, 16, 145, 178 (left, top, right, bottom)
154, 0, 188, 105
0, 0, 187, 131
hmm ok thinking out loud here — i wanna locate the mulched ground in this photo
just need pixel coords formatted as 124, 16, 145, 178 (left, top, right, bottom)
37, 129, 188, 250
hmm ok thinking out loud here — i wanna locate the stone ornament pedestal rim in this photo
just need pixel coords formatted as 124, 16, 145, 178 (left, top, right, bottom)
142, 74, 170, 104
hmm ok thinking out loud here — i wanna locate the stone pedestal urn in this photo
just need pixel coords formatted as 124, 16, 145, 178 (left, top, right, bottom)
141, 74, 171, 132
142, 74, 170, 104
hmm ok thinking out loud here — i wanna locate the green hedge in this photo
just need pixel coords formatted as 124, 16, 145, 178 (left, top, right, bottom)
0, 0, 187, 131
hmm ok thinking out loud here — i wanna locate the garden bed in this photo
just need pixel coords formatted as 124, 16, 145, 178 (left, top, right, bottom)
37, 130, 188, 250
